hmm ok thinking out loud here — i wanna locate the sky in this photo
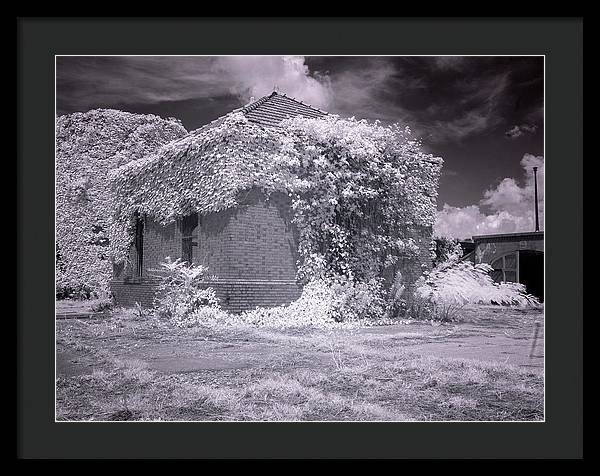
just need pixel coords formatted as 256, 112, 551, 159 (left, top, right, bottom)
56, 55, 544, 239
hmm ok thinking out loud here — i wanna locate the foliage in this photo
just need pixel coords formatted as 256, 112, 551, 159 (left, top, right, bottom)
416, 260, 541, 309
232, 277, 389, 329
167, 276, 390, 329
328, 277, 388, 322
56, 109, 187, 298
386, 271, 409, 319
433, 236, 464, 267
151, 257, 220, 321
90, 297, 114, 313
55, 283, 95, 301
110, 112, 443, 285
171, 306, 231, 328
388, 255, 541, 322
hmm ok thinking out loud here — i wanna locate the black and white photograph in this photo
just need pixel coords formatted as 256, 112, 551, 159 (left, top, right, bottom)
53, 55, 547, 423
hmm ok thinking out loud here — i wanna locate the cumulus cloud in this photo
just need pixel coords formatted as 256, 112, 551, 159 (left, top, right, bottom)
214, 56, 333, 109
435, 154, 544, 239
505, 124, 538, 139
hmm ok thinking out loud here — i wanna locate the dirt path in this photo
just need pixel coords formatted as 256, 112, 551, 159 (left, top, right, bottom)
56, 305, 544, 378
354, 307, 544, 373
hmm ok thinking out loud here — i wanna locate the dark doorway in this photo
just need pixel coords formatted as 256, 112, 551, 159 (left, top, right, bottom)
519, 250, 544, 302
181, 213, 199, 265
134, 214, 144, 278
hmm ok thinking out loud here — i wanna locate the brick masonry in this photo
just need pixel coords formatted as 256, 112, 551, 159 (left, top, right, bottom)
111, 279, 302, 313
111, 189, 302, 312
111, 188, 434, 312
470, 232, 544, 265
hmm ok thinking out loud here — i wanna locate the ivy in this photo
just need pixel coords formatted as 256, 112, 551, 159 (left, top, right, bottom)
111, 112, 443, 285
56, 109, 187, 297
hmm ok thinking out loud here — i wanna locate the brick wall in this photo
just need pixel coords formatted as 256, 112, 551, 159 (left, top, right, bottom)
195, 189, 298, 280
473, 233, 544, 265
143, 221, 182, 273
111, 280, 158, 307
111, 189, 300, 312
110, 278, 302, 312
111, 188, 435, 311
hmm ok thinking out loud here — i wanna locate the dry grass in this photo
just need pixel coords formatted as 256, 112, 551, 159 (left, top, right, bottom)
56, 306, 544, 422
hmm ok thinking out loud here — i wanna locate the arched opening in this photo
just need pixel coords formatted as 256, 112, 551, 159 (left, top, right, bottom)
490, 250, 544, 302
519, 250, 544, 302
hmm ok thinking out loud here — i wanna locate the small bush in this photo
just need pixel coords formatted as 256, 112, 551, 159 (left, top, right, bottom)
239, 277, 389, 329
416, 260, 540, 309
172, 306, 231, 328
387, 258, 540, 322
150, 257, 220, 322
329, 278, 387, 322
133, 302, 148, 319
433, 237, 464, 267
91, 297, 114, 313
56, 284, 94, 301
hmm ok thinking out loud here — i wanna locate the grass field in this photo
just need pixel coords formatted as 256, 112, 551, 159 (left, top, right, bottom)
56, 305, 544, 421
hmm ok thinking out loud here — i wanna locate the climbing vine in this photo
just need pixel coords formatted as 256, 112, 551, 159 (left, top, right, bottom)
56, 109, 187, 298
110, 112, 443, 285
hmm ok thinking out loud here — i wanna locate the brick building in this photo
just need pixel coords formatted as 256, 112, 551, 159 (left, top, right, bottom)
110, 92, 436, 312
112, 187, 303, 312
463, 231, 544, 301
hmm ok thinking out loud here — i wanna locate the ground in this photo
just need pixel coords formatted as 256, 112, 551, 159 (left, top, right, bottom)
56, 304, 544, 422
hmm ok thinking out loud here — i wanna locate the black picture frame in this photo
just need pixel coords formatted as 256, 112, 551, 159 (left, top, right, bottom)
17, 17, 583, 459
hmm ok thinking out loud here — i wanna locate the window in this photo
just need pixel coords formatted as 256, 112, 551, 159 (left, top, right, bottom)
491, 253, 517, 283
181, 213, 199, 264
134, 213, 144, 278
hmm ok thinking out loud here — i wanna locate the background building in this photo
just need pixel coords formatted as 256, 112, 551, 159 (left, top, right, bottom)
463, 231, 544, 301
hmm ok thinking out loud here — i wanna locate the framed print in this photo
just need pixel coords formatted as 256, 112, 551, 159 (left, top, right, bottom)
18, 17, 583, 459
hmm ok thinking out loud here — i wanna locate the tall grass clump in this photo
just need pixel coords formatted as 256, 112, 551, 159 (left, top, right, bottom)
388, 257, 540, 322
409, 260, 541, 321
417, 260, 540, 307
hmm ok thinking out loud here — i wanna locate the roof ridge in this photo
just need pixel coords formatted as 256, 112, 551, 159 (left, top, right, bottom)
237, 92, 277, 114
183, 91, 327, 136
275, 92, 329, 115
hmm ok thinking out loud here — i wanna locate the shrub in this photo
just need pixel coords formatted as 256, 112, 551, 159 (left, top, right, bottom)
91, 297, 114, 313
416, 260, 541, 309
171, 306, 231, 328
239, 277, 388, 329
56, 284, 94, 301
433, 237, 464, 267
386, 271, 408, 318
150, 257, 220, 321
329, 278, 387, 322
387, 258, 540, 322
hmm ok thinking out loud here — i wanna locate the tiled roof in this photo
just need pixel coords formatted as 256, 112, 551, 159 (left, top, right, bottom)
238, 91, 327, 127
472, 231, 544, 241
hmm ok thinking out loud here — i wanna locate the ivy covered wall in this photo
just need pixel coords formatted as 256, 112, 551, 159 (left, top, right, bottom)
56, 109, 187, 297
110, 112, 443, 292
